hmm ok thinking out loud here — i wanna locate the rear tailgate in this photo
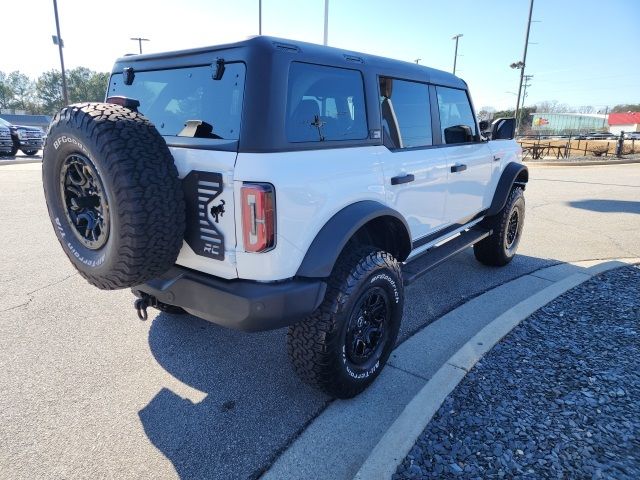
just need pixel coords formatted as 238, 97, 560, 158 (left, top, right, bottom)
172, 147, 238, 279
108, 57, 247, 280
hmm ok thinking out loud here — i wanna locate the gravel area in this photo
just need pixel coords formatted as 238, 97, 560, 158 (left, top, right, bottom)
395, 265, 640, 479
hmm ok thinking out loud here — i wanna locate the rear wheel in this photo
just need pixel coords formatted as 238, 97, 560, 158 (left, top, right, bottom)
474, 187, 525, 266
287, 246, 404, 398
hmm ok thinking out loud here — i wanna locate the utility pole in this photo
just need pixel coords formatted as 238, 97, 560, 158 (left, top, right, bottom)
452, 34, 463, 75
259, 0, 262, 35
52, 0, 68, 106
130, 37, 150, 54
323, 0, 329, 46
514, 0, 535, 134
415, 58, 421, 64
518, 74, 533, 128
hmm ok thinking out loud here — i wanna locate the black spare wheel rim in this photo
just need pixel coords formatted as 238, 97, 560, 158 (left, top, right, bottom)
59, 154, 110, 250
505, 209, 519, 250
345, 286, 390, 370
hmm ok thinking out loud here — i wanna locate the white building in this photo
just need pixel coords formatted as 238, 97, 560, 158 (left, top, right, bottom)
608, 112, 640, 135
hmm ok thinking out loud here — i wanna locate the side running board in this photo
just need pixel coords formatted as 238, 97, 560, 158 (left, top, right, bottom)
402, 227, 492, 285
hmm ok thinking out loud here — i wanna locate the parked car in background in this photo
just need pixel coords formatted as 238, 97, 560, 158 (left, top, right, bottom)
574, 132, 617, 140
0, 117, 45, 156
623, 132, 640, 140
0, 124, 13, 156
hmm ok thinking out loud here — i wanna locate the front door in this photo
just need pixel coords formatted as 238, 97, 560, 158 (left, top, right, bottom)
435, 86, 492, 224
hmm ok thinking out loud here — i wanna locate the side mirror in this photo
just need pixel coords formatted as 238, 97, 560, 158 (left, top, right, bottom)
444, 125, 474, 144
491, 117, 516, 140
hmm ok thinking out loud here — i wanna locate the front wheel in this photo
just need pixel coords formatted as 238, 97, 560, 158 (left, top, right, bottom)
474, 187, 525, 266
21, 149, 39, 156
287, 247, 404, 398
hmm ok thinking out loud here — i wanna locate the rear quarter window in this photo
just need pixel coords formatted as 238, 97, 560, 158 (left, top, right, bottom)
286, 62, 368, 143
108, 63, 245, 140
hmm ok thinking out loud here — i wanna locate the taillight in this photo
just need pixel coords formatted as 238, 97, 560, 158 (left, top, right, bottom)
241, 183, 275, 253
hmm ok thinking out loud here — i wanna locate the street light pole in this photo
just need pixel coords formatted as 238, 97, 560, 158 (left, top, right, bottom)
130, 37, 150, 54
52, 0, 68, 106
514, 0, 535, 134
259, 0, 262, 35
452, 34, 463, 75
323, 0, 329, 46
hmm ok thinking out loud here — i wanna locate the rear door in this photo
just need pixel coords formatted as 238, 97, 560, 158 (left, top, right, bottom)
378, 77, 449, 241
435, 86, 492, 223
108, 61, 246, 279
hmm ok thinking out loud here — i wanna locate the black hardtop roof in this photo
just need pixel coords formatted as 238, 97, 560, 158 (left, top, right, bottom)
112, 35, 466, 89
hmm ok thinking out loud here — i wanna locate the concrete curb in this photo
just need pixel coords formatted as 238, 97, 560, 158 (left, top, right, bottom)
353, 258, 640, 480
525, 158, 640, 167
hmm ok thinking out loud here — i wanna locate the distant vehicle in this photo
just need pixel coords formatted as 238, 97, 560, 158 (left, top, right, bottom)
575, 132, 617, 140
0, 124, 13, 156
0, 117, 45, 156
623, 132, 640, 140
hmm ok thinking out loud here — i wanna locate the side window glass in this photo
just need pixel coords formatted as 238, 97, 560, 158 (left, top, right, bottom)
379, 77, 432, 149
286, 63, 368, 142
436, 86, 477, 144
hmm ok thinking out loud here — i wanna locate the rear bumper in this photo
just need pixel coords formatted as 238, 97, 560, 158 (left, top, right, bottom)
133, 267, 327, 332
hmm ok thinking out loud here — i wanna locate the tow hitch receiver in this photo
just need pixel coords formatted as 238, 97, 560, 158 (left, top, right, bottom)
133, 292, 157, 320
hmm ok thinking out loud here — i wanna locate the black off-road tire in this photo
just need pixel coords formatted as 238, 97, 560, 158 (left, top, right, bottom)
287, 247, 404, 398
474, 187, 525, 266
42, 103, 186, 290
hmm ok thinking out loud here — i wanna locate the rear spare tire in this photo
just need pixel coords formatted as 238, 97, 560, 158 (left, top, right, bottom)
42, 103, 185, 290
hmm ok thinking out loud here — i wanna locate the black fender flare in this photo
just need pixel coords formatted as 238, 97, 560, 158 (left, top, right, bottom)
486, 162, 528, 216
296, 201, 412, 278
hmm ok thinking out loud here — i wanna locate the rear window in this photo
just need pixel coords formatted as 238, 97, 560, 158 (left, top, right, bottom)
286, 62, 368, 143
108, 63, 245, 140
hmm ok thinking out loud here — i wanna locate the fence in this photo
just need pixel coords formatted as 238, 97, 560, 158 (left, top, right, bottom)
518, 134, 637, 160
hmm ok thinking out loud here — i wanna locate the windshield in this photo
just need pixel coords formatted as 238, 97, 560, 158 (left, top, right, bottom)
108, 63, 245, 140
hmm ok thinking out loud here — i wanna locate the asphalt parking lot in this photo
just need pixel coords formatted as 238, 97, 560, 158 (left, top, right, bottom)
1, 162, 639, 479
0, 150, 43, 165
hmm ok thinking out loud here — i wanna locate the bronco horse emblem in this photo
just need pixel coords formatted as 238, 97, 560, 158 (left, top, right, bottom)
210, 200, 225, 223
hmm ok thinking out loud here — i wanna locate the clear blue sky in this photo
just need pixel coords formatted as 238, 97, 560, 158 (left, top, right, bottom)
3, 0, 639, 110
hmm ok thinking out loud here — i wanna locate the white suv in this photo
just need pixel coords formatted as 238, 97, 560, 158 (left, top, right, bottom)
42, 36, 527, 398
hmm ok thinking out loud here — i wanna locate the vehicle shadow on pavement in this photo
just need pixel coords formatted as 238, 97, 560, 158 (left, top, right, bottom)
568, 199, 640, 215
138, 252, 555, 479
139, 314, 329, 479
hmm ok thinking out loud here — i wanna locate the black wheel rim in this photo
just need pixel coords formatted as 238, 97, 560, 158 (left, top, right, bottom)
59, 154, 110, 249
505, 209, 519, 249
345, 287, 390, 367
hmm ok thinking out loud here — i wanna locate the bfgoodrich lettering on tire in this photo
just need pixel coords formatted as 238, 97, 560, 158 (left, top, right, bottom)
42, 103, 186, 290
287, 247, 404, 398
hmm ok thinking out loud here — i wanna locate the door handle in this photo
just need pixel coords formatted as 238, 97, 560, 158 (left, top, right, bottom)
451, 164, 467, 173
390, 174, 415, 185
